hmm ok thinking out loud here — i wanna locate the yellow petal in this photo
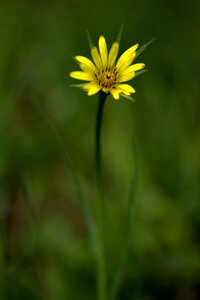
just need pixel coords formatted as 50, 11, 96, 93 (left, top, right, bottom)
110, 89, 120, 100
75, 56, 97, 72
70, 71, 92, 81
91, 47, 102, 69
116, 44, 138, 70
79, 63, 94, 75
82, 83, 92, 91
117, 72, 135, 83
108, 42, 119, 68
99, 35, 108, 67
116, 84, 136, 93
122, 63, 145, 74
122, 91, 131, 96
117, 53, 137, 72
87, 84, 101, 95
82, 82, 101, 95
119, 70, 135, 77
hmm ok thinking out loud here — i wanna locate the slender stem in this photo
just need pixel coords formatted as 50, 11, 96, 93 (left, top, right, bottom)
96, 92, 107, 197
95, 92, 107, 300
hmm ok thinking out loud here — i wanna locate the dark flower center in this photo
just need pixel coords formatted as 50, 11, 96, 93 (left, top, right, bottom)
94, 68, 118, 89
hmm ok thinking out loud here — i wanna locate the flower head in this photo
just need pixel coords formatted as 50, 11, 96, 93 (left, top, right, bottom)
70, 34, 145, 100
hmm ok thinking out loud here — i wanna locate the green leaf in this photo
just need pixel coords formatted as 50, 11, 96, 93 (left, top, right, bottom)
116, 23, 124, 44
108, 139, 138, 300
135, 68, 148, 77
87, 30, 95, 49
135, 38, 155, 58
30, 97, 97, 254
70, 83, 85, 88
120, 94, 135, 101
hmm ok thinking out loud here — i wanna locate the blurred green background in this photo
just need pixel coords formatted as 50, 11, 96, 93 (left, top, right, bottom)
0, 0, 200, 299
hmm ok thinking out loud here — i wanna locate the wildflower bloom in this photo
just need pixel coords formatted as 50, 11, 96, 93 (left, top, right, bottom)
70, 34, 145, 100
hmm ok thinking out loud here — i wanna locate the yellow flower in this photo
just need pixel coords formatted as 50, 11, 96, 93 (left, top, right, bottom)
70, 35, 145, 100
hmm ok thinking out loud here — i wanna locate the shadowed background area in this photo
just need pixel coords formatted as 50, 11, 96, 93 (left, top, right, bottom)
0, 0, 200, 299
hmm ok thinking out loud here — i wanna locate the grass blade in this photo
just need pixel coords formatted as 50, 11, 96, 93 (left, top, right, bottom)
30, 97, 97, 252
135, 38, 155, 58
108, 139, 139, 300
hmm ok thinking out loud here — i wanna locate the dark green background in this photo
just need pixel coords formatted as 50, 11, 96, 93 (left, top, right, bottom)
0, 0, 200, 299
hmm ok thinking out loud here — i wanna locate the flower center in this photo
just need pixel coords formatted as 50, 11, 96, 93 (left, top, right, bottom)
94, 68, 118, 89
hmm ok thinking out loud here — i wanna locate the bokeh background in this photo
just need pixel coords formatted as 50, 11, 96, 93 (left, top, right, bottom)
0, 0, 200, 299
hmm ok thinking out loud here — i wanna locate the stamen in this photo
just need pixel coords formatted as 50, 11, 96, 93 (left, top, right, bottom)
95, 67, 117, 90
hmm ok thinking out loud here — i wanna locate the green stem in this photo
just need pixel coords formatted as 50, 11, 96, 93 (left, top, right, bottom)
95, 92, 107, 300
96, 92, 107, 197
